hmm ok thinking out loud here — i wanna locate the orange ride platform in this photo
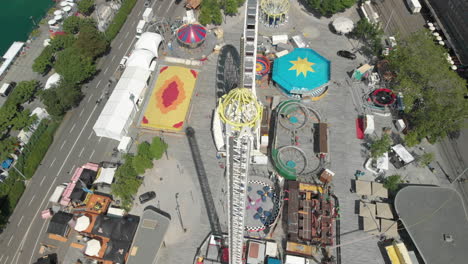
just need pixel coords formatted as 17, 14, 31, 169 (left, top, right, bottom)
141, 66, 198, 131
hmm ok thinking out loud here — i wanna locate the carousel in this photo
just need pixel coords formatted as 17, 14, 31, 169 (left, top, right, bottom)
176, 24, 207, 48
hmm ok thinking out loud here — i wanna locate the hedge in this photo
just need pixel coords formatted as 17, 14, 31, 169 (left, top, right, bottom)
0, 119, 60, 228
105, 0, 138, 41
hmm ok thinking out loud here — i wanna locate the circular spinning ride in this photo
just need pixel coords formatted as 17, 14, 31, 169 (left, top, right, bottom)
260, 0, 290, 26
217, 88, 263, 130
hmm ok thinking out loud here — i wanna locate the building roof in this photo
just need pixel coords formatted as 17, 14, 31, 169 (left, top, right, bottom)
2, 41, 24, 60
272, 48, 330, 94
371, 181, 388, 198
359, 201, 376, 218
375, 202, 394, 219
395, 186, 468, 264
126, 206, 171, 264
47, 211, 73, 236
362, 216, 380, 235
355, 180, 372, 196
380, 219, 398, 238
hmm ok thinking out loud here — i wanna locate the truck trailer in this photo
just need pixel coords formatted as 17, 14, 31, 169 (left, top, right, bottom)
142, 8, 153, 22
406, 0, 421, 13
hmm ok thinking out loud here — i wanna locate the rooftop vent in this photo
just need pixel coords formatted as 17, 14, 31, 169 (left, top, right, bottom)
443, 234, 454, 243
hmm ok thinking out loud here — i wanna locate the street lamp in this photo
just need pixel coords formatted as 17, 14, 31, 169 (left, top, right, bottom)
175, 193, 187, 232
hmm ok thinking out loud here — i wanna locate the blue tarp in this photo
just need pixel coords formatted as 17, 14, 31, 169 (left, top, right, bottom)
272, 48, 330, 94
267, 257, 282, 264
1, 158, 13, 169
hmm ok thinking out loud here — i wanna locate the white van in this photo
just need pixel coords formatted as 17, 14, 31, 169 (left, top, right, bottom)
0, 83, 13, 97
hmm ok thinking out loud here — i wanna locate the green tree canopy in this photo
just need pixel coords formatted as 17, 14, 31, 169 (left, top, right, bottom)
32, 46, 54, 75
383, 175, 402, 192
40, 80, 83, 116
9, 80, 39, 105
49, 34, 75, 52
54, 47, 96, 84
111, 155, 142, 211
132, 154, 153, 174
306, 0, 356, 17
370, 134, 392, 159
77, 0, 95, 16
63, 16, 82, 34
0, 137, 17, 161
73, 23, 108, 59
199, 0, 223, 25
150, 136, 168, 160
224, 0, 238, 15
351, 18, 383, 56
388, 30, 468, 144
10, 109, 36, 131
137, 141, 153, 159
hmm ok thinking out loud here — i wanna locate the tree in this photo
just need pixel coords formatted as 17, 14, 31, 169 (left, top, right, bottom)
211, 0, 223, 25
417, 152, 434, 167
54, 47, 96, 84
77, 0, 95, 16
199, 0, 213, 25
63, 16, 82, 34
370, 134, 392, 159
383, 175, 402, 192
50, 34, 75, 52
0, 137, 17, 161
132, 155, 153, 174
73, 23, 108, 58
305, 0, 356, 17
40, 80, 83, 116
9, 80, 39, 104
150, 136, 168, 160
137, 141, 153, 159
111, 155, 142, 211
388, 30, 468, 144
10, 109, 36, 131
351, 19, 383, 56
0, 104, 18, 133
32, 46, 54, 74
224, 0, 238, 16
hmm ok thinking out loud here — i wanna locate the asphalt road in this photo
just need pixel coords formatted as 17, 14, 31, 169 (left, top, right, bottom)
0, 0, 183, 263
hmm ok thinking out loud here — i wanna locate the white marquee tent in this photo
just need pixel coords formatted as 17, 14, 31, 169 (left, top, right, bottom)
134, 32, 163, 58
44, 73, 61, 90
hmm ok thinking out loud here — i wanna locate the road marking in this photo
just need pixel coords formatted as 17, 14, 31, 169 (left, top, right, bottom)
90, 149, 95, 160
132, 20, 136, 27
28, 195, 35, 207
104, 67, 109, 74
118, 42, 124, 50
138, 9, 143, 16
151, 0, 158, 8
157, 3, 162, 11
124, 38, 137, 58
125, 31, 130, 38
56, 104, 98, 177
79, 108, 85, 117
7, 236, 14, 246
70, 165, 75, 174
0, 255, 3, 262
22, 177, 57, 264
17, 216, 24, 227
163, 0, 175, 14
88, 131, 93, 140
49, 158, 56, 168
60, 140, 67, 150
69, 124, 76, 133
111, 55, 116, 62
98, 137, 102, 143
87, 96, 93, 103
79, 147, 85, 157
40, 175, 47, 186
96, 79, 102, 88
3, 256, 8, 264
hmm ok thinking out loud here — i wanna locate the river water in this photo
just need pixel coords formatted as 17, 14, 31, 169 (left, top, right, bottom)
0, 0, 54, 55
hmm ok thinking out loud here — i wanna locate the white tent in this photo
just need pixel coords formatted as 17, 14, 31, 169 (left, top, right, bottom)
45, 73, 61, 90
60, 1, 69, 7
333, 17, 354, 34
93, 167, 116, 185
43, 39, 51, 47
54, 10, 63, 16
93, 66, 151, 141
134, 32, 163, 58
376, 152, 389, 170
391, 144, 414, 164
85, 239, 101, 256
75, 215, 91, 231
126, 49, 155, 70
364, 114, 374, 134
48, 19, 57, 25
62, 6, 72, 12
54, 15, 63, 21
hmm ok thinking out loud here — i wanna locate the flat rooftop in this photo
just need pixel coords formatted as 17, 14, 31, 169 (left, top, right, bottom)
126, 206, 171, 264
394, 186, 468, 264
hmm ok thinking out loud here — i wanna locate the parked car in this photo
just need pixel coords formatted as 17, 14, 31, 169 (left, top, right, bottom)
139, 191, 156, 204
337, 50, 356, 60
